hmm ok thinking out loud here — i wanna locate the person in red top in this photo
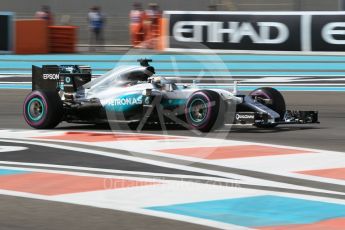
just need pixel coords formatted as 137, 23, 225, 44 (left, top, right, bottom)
129, 2, 145, 47
143, 3, 162, 48
35, 5, 54, 25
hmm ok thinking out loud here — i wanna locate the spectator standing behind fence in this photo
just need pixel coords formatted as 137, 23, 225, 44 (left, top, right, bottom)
88, 6, 105, 51
130, 2, 145, 47
144, 3, 162, 48
35, 5, 54, 25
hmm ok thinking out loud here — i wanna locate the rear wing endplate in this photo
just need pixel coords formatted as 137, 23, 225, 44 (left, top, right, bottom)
32, 65, 92, 92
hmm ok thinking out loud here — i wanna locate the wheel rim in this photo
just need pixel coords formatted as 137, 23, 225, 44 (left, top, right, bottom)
27, 98, 45, 121
189, 98, 208, 123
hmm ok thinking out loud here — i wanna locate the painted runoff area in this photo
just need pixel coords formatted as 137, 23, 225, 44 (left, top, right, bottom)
0, 129, 344, 229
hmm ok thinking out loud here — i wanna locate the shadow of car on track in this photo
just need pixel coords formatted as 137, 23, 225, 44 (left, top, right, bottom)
54, 122, 322, 136
218, 125, 323, 134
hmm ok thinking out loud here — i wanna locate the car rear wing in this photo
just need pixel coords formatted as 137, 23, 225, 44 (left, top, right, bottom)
32, 65, 92, 93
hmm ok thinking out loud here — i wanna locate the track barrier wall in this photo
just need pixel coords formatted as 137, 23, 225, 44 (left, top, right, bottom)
0, 13, 78, 54
161, 11, 345, 53
15, 19, 49, 54
49, 26, 78, 53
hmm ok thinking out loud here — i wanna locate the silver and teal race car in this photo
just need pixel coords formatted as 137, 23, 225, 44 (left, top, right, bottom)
23, 59, 318, 132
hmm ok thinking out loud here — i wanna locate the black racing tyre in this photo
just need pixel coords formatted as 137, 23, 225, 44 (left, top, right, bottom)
23, 90, 63, 129
185, 90, 225, 132
250, 87, 286, 128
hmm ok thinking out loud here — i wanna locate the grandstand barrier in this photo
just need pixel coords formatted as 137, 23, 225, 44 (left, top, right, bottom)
49, 26, 78, 53
15, 19, 49, 54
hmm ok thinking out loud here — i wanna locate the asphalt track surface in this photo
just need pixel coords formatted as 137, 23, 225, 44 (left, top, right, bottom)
1, 89, 344, 152
0, 195, 214, 230
0, 89, 345, 229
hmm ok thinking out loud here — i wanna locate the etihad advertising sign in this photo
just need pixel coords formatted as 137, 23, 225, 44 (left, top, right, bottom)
164, 11, 345, 52
311, 14, 345, 51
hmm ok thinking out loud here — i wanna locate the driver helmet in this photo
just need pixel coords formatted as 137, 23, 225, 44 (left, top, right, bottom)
149, 76, 166, 88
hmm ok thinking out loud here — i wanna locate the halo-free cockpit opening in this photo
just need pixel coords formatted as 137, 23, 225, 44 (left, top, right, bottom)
82, 66, 154, 90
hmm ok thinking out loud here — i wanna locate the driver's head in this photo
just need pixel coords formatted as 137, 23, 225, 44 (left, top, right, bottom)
151, 76, 167, 88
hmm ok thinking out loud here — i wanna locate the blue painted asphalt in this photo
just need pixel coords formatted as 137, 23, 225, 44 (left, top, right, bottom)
2, 84, 345, 91
1, 54, 345, 90
4, 70, 345, 77
3, 54, 345, 61
0, 84, 31, 90
0, 169, 28, 175
146, 195, 345, 227
3, 61, 345, 70
205, 86, 345, 92
1, 54, 345, 77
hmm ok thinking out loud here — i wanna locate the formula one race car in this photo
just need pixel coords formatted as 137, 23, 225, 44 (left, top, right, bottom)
23, 59, 319, 132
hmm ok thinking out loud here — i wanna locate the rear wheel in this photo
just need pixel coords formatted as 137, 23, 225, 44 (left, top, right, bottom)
23, 90, 63, 129
185, 90, 225, 132
249, 87, 286, 128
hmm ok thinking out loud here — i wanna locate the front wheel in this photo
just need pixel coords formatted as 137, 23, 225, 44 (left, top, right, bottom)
249, 87, 286, 128
185, 90, 225, 132
23, 90, 63, 129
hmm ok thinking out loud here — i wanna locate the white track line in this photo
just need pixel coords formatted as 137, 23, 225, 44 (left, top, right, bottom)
0, 160, 235, 183
0, 146, 27, 152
